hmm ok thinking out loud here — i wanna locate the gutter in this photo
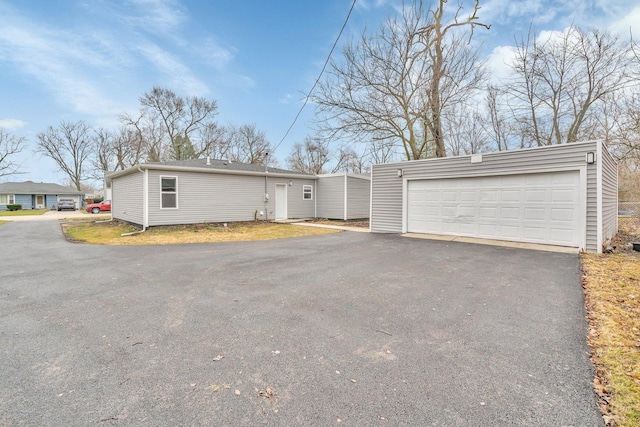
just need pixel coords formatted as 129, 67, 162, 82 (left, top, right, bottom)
109, 163, 316, 181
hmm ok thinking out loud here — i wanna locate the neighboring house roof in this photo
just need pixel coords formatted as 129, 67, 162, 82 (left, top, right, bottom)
0, 181, 83, 195
108, 158, 317, 180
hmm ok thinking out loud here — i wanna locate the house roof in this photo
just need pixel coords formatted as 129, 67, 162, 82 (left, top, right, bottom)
108, 158, 316, 180
0, 181, 84, 195
148, 158, 313, 175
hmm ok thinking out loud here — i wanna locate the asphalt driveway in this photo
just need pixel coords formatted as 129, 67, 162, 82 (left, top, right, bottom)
0, 221, 602, 426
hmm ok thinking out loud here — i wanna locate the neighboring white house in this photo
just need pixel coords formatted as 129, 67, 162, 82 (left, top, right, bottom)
107, 158, 371, 228
370, 140, 617, 254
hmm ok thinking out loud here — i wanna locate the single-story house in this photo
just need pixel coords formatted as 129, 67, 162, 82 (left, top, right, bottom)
316, 173, 371, 220
0, 181, 84, 211
370, 140, 617, 253
107, 158, 371, 228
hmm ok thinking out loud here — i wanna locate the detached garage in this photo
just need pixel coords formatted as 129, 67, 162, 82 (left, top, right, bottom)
370, 141, 617, 253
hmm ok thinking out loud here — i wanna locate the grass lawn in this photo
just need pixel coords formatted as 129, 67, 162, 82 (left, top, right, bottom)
62, 220, 341, 245
582, 216, 640, 427
0, 209, 48, 216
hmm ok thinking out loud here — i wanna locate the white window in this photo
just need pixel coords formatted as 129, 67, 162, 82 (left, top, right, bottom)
303, 185, 313, 200
0, 194, 15, 204
160, 176, 178, 209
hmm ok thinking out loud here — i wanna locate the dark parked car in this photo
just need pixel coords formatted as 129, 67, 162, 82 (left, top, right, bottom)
86, 200, 111, 214
57, 199, 76, 211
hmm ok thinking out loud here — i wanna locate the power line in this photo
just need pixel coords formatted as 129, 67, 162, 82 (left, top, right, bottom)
273, 0, 357, 152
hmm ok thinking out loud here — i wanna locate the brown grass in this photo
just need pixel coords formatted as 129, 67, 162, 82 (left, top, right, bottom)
582, 216, 640, 426
0, 209, 48, 216
62, 220, 340, 245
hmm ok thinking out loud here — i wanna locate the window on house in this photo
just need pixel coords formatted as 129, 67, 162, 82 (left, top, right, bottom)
160, 176, 177, 208
303, 185, 313, 200
0, 194, 15, 204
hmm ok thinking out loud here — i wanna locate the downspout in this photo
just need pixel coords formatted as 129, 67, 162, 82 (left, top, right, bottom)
121, 166, 148, 236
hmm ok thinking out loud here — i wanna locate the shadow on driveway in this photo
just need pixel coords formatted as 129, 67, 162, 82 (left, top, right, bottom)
0, 221, 602, 426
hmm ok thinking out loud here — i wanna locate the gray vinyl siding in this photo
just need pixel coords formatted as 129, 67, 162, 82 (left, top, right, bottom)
281, 178, 316, 219
144, 171, 316, 225
371, 141, 600, 252
346, 176, 371, 219
113, 171, 144, 225
601, 145, 618, 244
317, 176, 346, 219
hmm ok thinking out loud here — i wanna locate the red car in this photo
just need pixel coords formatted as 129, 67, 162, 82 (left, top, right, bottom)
86, 200, 111, 214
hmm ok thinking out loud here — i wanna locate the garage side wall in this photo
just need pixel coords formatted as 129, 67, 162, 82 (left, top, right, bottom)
346, 176, 371, 219
601, 143, 618, 244
371, 141, 599, 251
112, 171, 144, 225
317, 176, 346, 219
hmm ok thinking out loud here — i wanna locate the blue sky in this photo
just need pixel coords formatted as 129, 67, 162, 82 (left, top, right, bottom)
1, 0, 639, 185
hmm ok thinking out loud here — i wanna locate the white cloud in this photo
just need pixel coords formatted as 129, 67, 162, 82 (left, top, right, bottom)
485, 45, 517, 83
135, 42, 209, 95
0, 119, 27, 130
124, 0, 187, 33
609, 6, 640, 38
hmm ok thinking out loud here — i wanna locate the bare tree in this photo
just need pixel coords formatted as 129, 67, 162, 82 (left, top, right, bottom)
286, 136, 331, 174
425, 0, 490, 157
482, 85, 512, 151
137, 87, 219, 160
444, 104, 487, 156
0, 128, 27, 178
505, 26, 636, 146
227, 124, 273, 165
36, 121, 93, 191
313, 1, 487, 160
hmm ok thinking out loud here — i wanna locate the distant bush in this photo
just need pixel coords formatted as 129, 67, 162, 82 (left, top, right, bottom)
93, 196, 104, 203
6, 204, 22, 211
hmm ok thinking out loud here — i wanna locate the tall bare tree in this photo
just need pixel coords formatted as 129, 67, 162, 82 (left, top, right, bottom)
313, 1, 487, 160
227, 124, 273, 165
137, 87, 219, 160
0, 128, 26, 178
286, 137, 331, 174
37, 121, 93, 191
505, 26, 636, 146
425, 0, 490, 157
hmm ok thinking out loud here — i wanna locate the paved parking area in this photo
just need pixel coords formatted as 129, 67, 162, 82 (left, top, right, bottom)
0, 221, 602, 426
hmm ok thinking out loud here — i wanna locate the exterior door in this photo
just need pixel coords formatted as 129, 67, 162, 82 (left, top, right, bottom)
35, 195, 45, 209
275, 184, 287, 220
407, 171, 582, 247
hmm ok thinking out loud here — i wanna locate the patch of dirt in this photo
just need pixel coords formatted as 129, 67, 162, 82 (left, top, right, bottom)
610, 216, 640, 254
306, 218, 369, 228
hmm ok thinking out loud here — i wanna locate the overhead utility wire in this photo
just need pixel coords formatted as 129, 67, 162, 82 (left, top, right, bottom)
273, 0, 357, 152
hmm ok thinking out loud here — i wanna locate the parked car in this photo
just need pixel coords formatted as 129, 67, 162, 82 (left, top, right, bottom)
86, 200, 111, 214
57, 199, 76, 211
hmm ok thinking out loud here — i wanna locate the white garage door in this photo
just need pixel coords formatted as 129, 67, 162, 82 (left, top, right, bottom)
407, 171, 582, 247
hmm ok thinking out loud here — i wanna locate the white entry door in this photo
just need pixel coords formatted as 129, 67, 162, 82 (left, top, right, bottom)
275, 184, 287, 220
407, 171, 583, 247
35, 195, 45, 209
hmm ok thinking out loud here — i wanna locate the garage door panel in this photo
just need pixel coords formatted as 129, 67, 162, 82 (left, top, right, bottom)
407, 171, 582, 247
502, 190, 520, 202
550, 208, 575, 222
525, 208, 546, 221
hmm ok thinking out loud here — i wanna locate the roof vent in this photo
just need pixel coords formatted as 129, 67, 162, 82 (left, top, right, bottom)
206, 155, 211, 165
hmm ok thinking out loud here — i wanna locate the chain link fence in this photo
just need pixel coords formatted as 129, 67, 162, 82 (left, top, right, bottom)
619, 201, 640, 218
